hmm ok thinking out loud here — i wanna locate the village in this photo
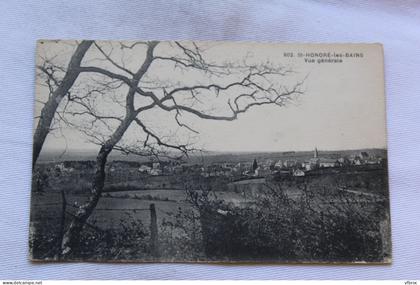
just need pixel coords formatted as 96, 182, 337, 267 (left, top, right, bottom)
130, 148, 386, 180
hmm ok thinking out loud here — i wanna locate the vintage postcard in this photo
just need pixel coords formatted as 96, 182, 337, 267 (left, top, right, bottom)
30, 40, 391, 263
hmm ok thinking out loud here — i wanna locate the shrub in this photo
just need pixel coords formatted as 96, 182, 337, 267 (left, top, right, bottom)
186, 182, 388, 262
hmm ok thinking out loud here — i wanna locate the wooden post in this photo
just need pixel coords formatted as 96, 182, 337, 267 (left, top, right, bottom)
56, 190, 67, 258
149, 203, 159, 258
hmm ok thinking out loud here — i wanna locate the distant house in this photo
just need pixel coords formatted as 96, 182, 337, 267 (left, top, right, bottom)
55, 163, 74, 174
232, 162, 243, 174
217, 209, 229, 216
275, 169, 292, 177
365, 159, 380, 165
150, 168, 162, 176
353, 158, 363, 165
255, 167, 271, 177
243, 170, 253, 176
319, 158, 338, 168
263, 159, 275, 168
138, 165, 152, 173
360, 151, 369, 159
240, 162, 252, 173
338, 157, 351, 166
274, 160, 283, 169
222, 162, 235, 169
222, 168, 233, 177
302, 161, 316, 171
163, 165, 174, 174
309, 157, 320, 165
283, 159, 297, 168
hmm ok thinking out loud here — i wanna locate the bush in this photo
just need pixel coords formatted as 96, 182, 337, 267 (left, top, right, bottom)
30, 211, 151, 261
186, 183, 388, 262
159, 207, 206, 261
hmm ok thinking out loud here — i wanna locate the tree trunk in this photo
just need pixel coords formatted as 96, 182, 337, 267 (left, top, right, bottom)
60, 42, 157, 257
32, 40, 93, 167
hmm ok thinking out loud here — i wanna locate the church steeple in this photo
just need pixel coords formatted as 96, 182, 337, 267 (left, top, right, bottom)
314, 147, 318, 158
252, 158, 258, 172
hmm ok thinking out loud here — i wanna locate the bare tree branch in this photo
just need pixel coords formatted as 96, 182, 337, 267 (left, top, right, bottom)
53, 40, 306, 257
33, 40, 93, 166
93, 42, 135, 76
134, 117, 189, 154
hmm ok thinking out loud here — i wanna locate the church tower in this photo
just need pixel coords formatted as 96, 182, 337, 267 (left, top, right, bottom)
252, 158, 258, 172
314, 147, 318, 158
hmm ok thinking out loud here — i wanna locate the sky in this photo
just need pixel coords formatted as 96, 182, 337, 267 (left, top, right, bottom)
35, 41, 387, 155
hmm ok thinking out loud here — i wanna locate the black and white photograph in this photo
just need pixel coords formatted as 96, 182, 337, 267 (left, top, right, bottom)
29, 40, 391, 263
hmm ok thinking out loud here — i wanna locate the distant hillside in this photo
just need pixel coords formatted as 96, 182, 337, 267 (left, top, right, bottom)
185, 149, 386, 165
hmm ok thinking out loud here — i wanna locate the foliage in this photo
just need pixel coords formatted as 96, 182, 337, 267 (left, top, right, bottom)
30, 211, 150, 261
159, 207, 206, 261
186, 181, 388, 262
72, 212, 150, 260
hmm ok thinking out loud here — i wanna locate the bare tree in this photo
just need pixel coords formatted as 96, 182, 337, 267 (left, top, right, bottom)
51, 41, 305, 256
33, 40, 93, 166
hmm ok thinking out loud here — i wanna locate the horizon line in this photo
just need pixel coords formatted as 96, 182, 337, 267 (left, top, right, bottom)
40, 146, 387, 156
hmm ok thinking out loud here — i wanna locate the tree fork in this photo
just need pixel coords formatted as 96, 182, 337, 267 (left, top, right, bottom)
60, 115, 134, 256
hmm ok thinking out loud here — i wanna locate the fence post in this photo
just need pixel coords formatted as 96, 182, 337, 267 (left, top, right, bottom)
149, 203, 159, 258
